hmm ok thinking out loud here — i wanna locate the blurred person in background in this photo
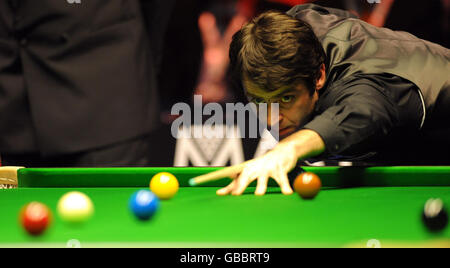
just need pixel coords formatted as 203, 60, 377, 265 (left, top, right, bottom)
0, 0, 174, 167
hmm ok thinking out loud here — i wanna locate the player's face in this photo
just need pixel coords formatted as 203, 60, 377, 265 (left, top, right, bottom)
244, 78, 319, 140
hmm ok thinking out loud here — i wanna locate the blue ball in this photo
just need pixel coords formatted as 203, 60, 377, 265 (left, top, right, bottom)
129, 190, 159, 220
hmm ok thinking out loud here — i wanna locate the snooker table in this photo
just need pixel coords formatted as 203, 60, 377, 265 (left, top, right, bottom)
0, 166, 449, 248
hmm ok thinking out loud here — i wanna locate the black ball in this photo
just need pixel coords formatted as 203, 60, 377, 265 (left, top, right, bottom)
422, 198, 448, 233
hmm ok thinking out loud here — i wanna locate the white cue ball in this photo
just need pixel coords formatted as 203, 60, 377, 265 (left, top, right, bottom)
57, 191, 94, 223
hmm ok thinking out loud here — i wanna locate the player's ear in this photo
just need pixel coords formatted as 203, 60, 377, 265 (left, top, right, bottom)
315, 64, 326, 91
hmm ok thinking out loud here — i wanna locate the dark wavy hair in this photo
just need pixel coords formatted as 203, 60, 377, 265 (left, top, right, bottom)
229, 11, 326, 95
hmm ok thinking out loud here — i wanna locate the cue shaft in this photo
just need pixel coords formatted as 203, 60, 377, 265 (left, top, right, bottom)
189, 160, 254, 186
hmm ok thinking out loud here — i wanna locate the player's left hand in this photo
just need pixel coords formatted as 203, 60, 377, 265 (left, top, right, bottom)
216, 143, 299, 196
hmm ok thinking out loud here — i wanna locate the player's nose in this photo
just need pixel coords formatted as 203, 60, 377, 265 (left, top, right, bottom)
267, 106, 282, 128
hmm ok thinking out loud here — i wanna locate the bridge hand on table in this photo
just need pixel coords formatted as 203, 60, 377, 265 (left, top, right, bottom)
216, 144, 299, 196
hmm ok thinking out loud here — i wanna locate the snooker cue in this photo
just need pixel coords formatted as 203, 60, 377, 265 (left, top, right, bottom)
189, 160, 255, 186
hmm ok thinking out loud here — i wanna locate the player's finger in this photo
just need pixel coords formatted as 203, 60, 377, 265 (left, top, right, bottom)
216, 180, 237, 196
231, 172, 254, 196
273, 171, 294, 195
254, 175, 269, 196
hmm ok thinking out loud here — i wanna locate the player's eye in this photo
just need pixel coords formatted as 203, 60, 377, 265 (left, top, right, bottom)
281, 95, 294, 103
252, 98, 265, 104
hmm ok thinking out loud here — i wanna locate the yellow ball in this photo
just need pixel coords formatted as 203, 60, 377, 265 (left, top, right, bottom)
57, 191, 94, 223
150, 172, 179, 200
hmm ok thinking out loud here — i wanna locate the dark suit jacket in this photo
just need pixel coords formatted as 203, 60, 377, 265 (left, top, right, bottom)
0, 0, 172, 156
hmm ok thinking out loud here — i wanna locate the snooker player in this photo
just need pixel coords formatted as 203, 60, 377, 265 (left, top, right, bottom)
215, 4, 450, 196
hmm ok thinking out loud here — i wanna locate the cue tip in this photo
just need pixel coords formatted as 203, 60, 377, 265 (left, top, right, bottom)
188, 178, 197, 187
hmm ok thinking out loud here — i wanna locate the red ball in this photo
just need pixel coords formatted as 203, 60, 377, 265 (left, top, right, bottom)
293, 172, 322, 199
20, 202, 51, 236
